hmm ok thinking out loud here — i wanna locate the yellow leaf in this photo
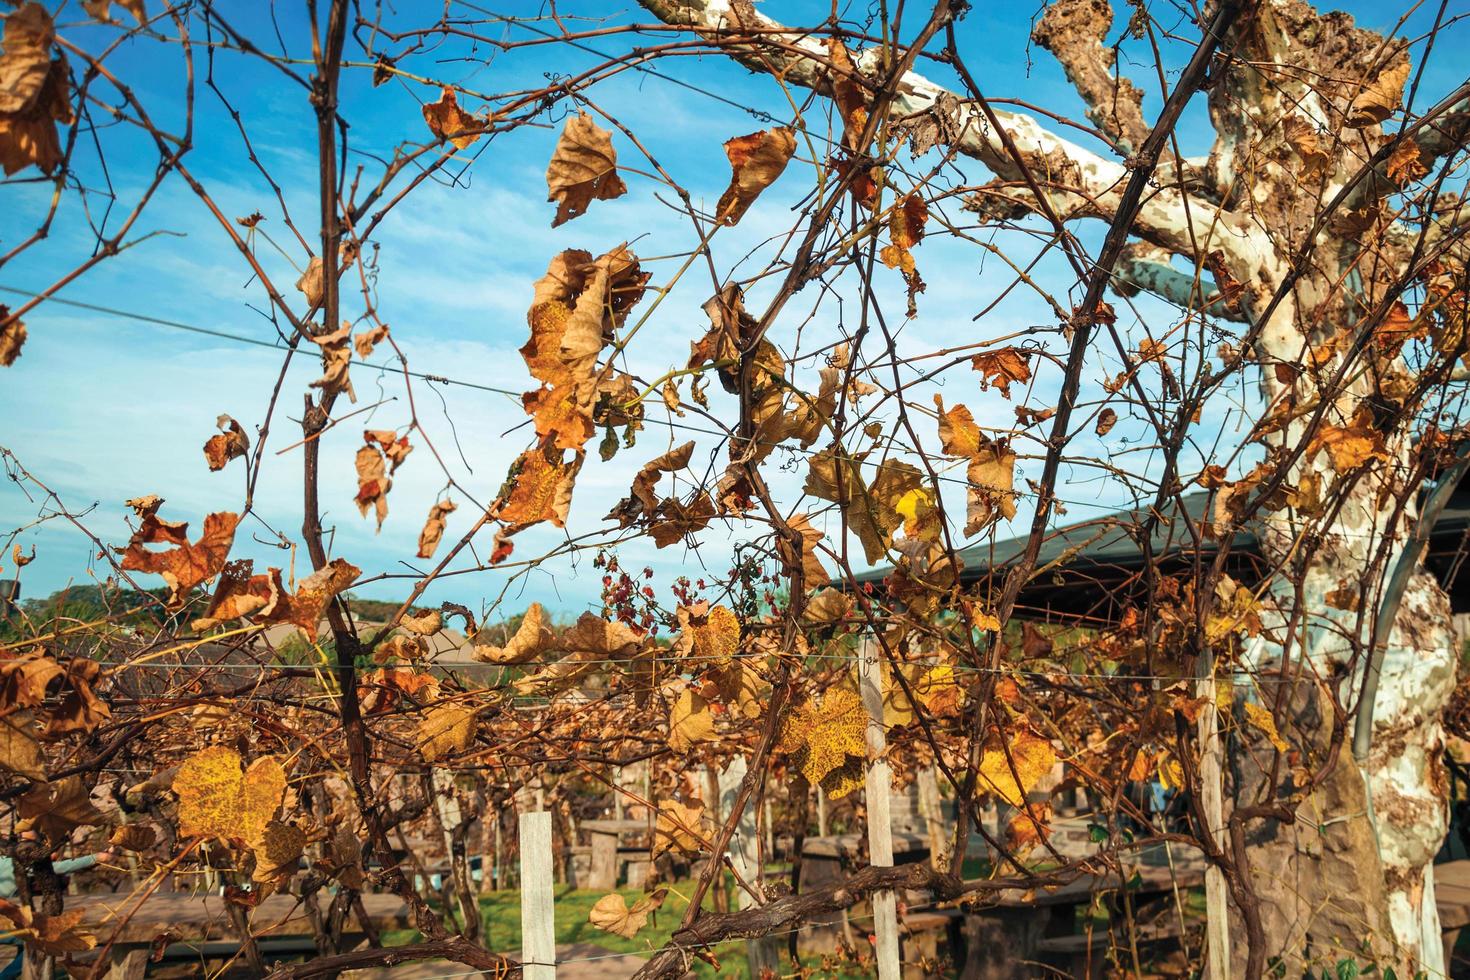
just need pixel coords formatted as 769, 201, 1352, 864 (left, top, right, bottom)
667, 685, 715, 753
654, 799, 708, 857
778, 687, 868, 799
673, 602, 740, 666
174, 746, 286, 845
976, 729, 1056, 807
1242, 700, 1289, 753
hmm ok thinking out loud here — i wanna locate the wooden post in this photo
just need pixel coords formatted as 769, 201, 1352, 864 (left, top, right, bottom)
1198, 662, 1230, 980
857, 635, 901, 980
720, 756, 781, 976
519, 811, 556, 980
816, 785, 829, 837
917, 765, 946, 869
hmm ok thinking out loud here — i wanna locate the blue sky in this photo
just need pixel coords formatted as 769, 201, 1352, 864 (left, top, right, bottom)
1, 0, 1464, 622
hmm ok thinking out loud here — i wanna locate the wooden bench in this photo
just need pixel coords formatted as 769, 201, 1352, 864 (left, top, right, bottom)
71, 891, 411, 978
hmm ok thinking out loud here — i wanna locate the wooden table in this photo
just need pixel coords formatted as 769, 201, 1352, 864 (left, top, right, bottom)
955, 863, 1204, 980
71, 891, 411, 978
581, 818, 651, 890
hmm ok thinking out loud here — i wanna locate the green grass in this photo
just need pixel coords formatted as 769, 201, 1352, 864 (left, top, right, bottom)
383, 878, 876, 977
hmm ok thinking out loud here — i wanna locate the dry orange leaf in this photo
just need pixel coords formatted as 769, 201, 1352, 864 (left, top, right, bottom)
935, 395, 982, 457
354, 323, 389, 358
118, 498, 239, 609
1347, 59, 1410, 128
971, 348, 1033, 398
715, 127, 796, 226
492, 447, 582, 533
203, 414, 249, 472
422, 86, 480, 149
546, 112, 626, 227
673, 602, 739, 666
653, 798, 708, 857
471, 602, 554, 665
0, 307, 25, 367
1307, 412, 1388, 472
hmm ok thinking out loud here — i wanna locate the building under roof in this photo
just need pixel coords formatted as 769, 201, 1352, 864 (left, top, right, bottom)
852, 487, 1470, 624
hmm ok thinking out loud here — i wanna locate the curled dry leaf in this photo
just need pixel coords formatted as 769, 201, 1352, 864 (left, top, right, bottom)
0, 4, 74, 177
1004, 802, 1054, 858
82, 0, 146, 23
307, 320, 355, 403
417, 703, 476, 762
1346, 59, 1410, 128
1306, 410, 1389, 472
588, 889, 666, 939
19, 775, 107, 841
546, 112, 627, 226
472, 601, 554, 665
192, 556, 359, 641
715, 127, 796, 226
422, 86, 481, 149
1095, 408, 1118, 436
353, 323, 389, 358
203, 414, 250, 472
879, 194, 928, 314
11, 542, 33, 567
109, 823, 156, 852
607, 442, 717, 547
777, 513, 829, 589
118, 497, 239, 609
489, 447, 583, 555
417, 498, 456, 559
400, 609, 442, 636
173, 745, 286, 845
0, 307, 25, 366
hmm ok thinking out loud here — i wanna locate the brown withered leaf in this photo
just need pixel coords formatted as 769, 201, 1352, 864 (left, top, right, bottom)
422, 86, 480, 148
777, 513, 830, 588
118, 498, 239, 609
365, 429, 413, 472
1095, 408, 1118, 436
190, 558, 275, 631
672, 602, 739, 666
472, 601, 554, 665
417, 498, 456, 559
355, 443, 390, 530
203, 414, 250, 472
353, 323, 389, 358
1005, 802, 1054, 858
252, 820, 306, 882
546, 112, 626, 226
82, 0, 147, 23
667, 684, 715, 753
0, 654, 62, 710
965, 438, 1017, 535
879, 194, 929, 313
715, 128, 796, 226
109, 824, 156, 852
935, 395, 982, 457
45, 658, 109, 736
417, 703, 476, 762
18, 775, 106, 841
307, 320, 355, 402
653, 798, 709, 857
0, 4, 74, 177
522, 248, 650, 451
1385, 138, 1427, 186
263, 558, 359, 641
0, 307, 25, 366
607, 442, 694, 527
647, 492, 715, 548
0, 900, 95, 956
971, 348, 1032, 398
1347, 59, 1411, 129
588, 890, 666, 940
0, 711, 44, 780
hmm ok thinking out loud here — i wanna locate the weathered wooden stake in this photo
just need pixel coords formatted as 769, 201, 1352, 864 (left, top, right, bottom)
1198, 664, 1230, 980
857, 635, 901, 980
720, 756, 781, 976
519, 810, 556, 979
